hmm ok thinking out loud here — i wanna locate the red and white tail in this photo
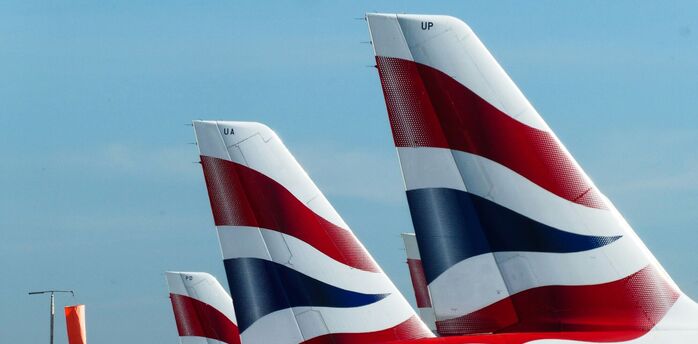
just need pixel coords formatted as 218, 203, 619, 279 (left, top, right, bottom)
367, 12, 698, 341
193, 121, 433, 344
165, 271, 240, 344
402, 233, 436, 332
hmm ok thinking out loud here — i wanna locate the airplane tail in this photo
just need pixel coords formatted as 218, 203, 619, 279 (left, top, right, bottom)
367, 13, 698, 338
192, 121, 433, 344
165, 271, 240, 344
402, 233, 436, 332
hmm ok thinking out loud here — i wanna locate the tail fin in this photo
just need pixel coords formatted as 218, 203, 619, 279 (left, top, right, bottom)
165, 271, 240, 344
367, 13, 695, 337
193, 121, 433, 344
401, 233, 436, 332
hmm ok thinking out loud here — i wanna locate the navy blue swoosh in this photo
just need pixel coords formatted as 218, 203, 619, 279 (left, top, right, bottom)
224, 258, 389, 332
406, 188, 621, 284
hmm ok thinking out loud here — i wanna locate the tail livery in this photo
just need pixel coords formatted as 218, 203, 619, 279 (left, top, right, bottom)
166, 271, 240, 344
402, 233, 436, 332
367, 13, 698, 340
193, 121, 433, 344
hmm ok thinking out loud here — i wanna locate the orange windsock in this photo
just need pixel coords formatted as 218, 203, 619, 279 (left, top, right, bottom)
64, 304, 86, 344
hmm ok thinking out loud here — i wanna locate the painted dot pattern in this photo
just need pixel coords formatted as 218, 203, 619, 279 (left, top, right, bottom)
375, 56, 606, 210
376, 56, 448, 148
434, 265, 678, 336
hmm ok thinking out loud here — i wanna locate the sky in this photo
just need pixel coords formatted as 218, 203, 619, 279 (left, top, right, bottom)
1, 1, 697, 343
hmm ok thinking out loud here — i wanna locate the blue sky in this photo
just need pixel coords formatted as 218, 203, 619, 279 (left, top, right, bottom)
1, 1, 697, 343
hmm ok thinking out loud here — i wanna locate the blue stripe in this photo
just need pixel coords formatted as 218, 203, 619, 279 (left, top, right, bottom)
223, 257, 389, 332
406, 188, 621, 284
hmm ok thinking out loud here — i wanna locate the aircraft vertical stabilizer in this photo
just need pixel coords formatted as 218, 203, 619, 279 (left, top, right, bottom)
367, 12, 698, 339
166, 271, 240, 344
193, 121, 433, 344
402, 233, 436, 332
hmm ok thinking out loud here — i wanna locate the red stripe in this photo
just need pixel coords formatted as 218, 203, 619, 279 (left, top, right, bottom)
200, 155, 379, 272
434, 265, 678, 336
407, 258, 432, 308
390, 330, 654, 343
375, 56, 606, 209
169, 293, 240, 344
301, 315, 433, 343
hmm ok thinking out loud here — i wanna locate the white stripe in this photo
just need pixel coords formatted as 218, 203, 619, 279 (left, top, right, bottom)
366, 13, 413, 61
397, 147, 466, 192
165, 271, 237, 325
429, 237, 649, 316
241, 293, 423, 343
239, 308, 304, 344
192, 120, 230, 162
494, 235, 649, 294
401, 233, 421, 260
217, 226, 394, 294
217, 226, 272, 261
428, 253, 510, 321
193, 120, 349, 230
399, 147, 625, 237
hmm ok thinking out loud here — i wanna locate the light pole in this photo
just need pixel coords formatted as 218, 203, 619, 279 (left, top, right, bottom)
29, 290, 75, 344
